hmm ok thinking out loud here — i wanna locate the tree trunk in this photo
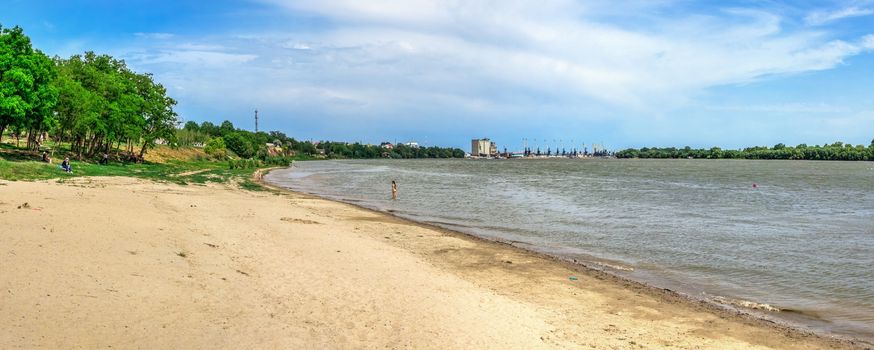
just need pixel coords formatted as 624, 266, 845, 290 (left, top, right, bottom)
87, 134, 99, 157
0, 124, 5, 143
76, 136, 84, 160
138, 141, 149, 159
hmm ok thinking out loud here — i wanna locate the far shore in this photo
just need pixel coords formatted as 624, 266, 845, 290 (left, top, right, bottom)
0, 175, 866, 349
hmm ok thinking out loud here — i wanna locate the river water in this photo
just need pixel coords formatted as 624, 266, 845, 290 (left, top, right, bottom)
265, 158, 874, 341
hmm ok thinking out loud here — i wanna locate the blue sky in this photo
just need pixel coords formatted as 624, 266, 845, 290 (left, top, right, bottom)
3, 0, 874, 150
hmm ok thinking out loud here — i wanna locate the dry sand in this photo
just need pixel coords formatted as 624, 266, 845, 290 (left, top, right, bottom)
0, 176, 863, 349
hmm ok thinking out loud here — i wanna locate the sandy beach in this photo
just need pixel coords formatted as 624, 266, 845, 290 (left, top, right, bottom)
0, 176, 862, 349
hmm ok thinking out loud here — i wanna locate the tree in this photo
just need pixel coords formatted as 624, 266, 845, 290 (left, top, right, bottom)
183, 121, 199, 131
54, 52, 141, 157
200, 121, 219, 136
135, 73, 178, 158
203, 137, 227, 158
50, 51, 181, 159
219, 120, 235, 135
223, 132, 255, 158
0, 25, 58, 147
616, 140, 874, 161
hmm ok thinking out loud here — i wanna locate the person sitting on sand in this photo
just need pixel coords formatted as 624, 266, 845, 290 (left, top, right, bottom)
391, 180, 398, 200
60, 157, 72, 173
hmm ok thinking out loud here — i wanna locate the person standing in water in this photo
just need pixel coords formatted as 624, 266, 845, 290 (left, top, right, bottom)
391, 180, 398, 200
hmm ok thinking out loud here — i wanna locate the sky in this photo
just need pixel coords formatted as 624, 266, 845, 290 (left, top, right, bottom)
2, 0, 874, 151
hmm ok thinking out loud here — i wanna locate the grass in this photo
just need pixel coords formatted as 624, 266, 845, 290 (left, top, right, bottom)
0, 142, 301, 189
0, 157, 253, 184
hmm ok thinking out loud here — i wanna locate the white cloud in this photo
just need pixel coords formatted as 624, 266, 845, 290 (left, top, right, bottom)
134, 32, 176, 40
129, 50, 257, 67
863, 34, 874, 49
243, 0, 874, 112
117, 0, 874, 143
705, 102, 850, 114
805, 6, 874, 26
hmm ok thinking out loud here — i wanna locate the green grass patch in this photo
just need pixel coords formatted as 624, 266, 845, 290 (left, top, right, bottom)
0, 157, 273, 187
239, 178, 268, 192
0, 145, 304, 190
0, 159, 74, 181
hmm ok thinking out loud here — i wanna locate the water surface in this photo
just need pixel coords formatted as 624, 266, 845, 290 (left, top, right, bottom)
266, 159, 874, 341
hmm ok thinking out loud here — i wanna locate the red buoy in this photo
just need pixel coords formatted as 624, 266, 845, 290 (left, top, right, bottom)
752, 183, 758, 188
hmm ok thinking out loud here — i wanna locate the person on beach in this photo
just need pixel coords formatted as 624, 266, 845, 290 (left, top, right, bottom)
391, 180, 398, 200
60, 157, 72, 173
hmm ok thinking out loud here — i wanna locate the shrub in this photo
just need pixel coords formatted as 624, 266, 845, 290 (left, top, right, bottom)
204, 137, 228, 159
223, 132, 255, 159
228, 159, 264, 170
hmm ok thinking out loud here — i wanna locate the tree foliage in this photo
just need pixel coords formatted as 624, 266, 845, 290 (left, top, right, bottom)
616, 142, 874, 161
203, 137, 227, 158
53, 52, 178, 159
318, 141, 464, 159
1, 24, 178, 160
0, 25, 58, 147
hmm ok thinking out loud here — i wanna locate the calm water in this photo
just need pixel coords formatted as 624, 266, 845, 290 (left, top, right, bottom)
266, 159, 874, 340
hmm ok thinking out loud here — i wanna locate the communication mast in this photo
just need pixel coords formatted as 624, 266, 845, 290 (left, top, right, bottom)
254, 109, 259, 132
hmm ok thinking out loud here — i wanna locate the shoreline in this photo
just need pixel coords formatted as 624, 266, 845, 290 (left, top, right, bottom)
0, 174, 866, 348
259, 167, 871, 349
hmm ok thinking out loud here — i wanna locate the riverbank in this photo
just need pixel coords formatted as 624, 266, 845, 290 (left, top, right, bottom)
0, 176, 863, 349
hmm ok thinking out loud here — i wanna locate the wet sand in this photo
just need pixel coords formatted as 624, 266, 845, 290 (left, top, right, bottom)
0, 176, 864, 349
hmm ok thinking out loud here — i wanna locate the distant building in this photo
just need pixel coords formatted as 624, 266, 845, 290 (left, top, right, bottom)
471, 138, 497, 157
380, 142, 394, 149
403, 142, 419, 148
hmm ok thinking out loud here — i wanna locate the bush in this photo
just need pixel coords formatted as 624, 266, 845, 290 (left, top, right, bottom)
226, 156, 292, 170
204, 137, 228, 159
223, 132, 255, 159
228, 159, 263, 170
259, 155, 293, 167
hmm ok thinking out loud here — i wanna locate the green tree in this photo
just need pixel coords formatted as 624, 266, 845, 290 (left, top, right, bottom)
223, 132, 255, 158
0, 25, 58, 147
54, 52, 140, 157
200, 121, 219, 136
183, 121, 199, 131
135, 72, 178, 158
219, 120, 235, 135
203, 136, 227, 158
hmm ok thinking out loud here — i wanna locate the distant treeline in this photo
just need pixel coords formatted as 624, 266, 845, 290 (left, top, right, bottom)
319, 141, 465, 159
179, 120, 465, 159
177, 120, 315, 159
616, 141, 874, 161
